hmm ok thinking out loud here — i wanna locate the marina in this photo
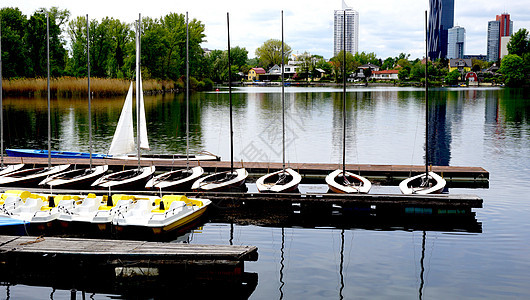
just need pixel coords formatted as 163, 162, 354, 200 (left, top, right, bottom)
0, 85, 524, 299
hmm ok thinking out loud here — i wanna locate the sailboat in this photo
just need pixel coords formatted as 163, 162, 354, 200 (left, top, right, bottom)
325, 10, 371, 194
191, 13, 248, 192
91, 15, 155, 190
0, 19, 24, 175
399, 11, 446, 195
39, 15, 109, 189
145, 13, 204, 191
256, 11, 301, 193
0, 13, 70, 187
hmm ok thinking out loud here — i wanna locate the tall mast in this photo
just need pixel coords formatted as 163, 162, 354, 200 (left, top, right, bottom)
0, 20, 4, 167
342, 10, 346, 177
186, 12, 190, 171
424, 10, 429, 183
281, 10, 285, 173
136, 14, 141, 169
87, 14, 92, 168
227, 12, 233, 173
47, 13, 51, 168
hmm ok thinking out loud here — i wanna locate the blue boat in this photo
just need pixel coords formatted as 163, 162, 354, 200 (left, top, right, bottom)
6, 149, 111, 159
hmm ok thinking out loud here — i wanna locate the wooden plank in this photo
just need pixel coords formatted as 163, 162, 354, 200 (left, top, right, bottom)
0, 236, 258, 261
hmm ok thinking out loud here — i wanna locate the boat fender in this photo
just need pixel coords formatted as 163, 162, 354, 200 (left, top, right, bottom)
48, 196, 55, 208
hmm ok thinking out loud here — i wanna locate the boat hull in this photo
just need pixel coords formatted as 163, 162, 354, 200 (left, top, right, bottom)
6, 149, 110, 159
91, 166, 155, 190
399, 171, 446, 194
256, 168, 301, 193
145, 166, 204, 191
191, 168, 248, 192
39, 165, 109, 189
325, 169, 372, 194
0, 164, 71, 187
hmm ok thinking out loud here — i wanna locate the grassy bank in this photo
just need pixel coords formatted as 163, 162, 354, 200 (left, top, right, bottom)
2, 77, 178, 97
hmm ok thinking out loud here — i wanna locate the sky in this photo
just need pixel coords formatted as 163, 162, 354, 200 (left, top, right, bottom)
4, 0, 530, 60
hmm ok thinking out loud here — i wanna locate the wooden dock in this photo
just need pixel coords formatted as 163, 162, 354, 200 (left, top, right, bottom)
3, 156, 489, 186
0, 235, 258, 294
0, 235, 257, 261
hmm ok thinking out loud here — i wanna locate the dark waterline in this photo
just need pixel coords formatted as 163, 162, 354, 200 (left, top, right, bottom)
2, 86, 530, 299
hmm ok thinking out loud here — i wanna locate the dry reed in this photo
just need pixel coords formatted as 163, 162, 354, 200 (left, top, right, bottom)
2, 77, 178, 97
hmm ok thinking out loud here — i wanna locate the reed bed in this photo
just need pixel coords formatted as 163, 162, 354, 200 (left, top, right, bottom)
2, 77, 179, 97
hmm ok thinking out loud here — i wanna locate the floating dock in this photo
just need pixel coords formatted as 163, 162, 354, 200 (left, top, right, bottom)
3, 156, 489, 186
0, 235, 258, 295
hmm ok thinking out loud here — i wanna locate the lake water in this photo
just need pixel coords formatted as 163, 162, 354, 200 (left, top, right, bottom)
2, 86, 529, 299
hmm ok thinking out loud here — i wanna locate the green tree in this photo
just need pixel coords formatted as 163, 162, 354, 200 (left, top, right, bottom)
0, 7, 28, 78
255, 39, 292, 69
500, 54, 525, 87
507, 28, 529, 57
381, 57, 395, 70
445, 69, 460, 85
25, 11, 67, 77
330, 50, 357, 82
352, 51, 379, 65
398, 67, 410, 81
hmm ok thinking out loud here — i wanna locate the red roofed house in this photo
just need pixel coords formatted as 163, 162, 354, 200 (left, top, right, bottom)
372, 70, 399, 80
248, 68, 266, 81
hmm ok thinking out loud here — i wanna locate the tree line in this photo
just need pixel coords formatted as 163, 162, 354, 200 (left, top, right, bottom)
0, 7, 227, 88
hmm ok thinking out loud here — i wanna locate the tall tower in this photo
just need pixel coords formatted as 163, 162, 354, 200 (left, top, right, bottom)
428, 0, 455, 60
487, 13, 513, 62
447, 26, 465, 59
333, 1, 359, 56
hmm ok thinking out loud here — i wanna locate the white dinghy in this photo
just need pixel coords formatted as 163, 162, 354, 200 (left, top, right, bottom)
257, 168, 301, 193
256, 12, 301, 193
399, 171, 446, 195
325, 10, 371, 194
399, 12, 446, 195
191, 13, 247, 192
326, 169, 372, 194
39, 165, 108, 189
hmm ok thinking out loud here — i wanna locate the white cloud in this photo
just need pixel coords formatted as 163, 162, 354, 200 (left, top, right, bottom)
3, 0, 530, 60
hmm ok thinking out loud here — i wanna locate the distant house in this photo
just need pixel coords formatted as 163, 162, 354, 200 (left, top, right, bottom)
372, 70, 399, 80
248, 68, 266, 81
449, 59, 472, 73
356, 63, 380, 78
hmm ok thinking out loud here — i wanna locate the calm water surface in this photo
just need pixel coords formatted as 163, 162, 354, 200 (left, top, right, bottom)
2, 86, 530, 299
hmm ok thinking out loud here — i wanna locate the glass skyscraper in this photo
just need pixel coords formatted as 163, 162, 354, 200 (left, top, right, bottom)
428, 0, 455, 60
487, 14, 513, 62
447, 26, 465, 59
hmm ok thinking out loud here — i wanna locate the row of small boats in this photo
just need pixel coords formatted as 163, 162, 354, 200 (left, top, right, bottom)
0, 189, 211, 234
0, 162, 446, 195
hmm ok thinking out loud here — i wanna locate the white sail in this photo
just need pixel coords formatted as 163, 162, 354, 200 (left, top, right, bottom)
108, 82, 135, 156
138, 72, 149, 150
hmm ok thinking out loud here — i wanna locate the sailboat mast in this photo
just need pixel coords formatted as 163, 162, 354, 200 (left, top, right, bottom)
424, 10, 429, 182
186, 12, 190, 171
281, 11, 285, 173
87, 14, 92, 168
47, 13, 51, 168
342, 10, 346, 177
227, 12, 233, 173
0, 21, 4, 168
136, 15, 141, 169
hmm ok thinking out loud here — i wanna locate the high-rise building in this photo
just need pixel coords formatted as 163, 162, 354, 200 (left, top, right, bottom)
487, 13, 513, 62
428, 0, 455, 60
447, 26, 465, 59
333, 1, 359, 56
